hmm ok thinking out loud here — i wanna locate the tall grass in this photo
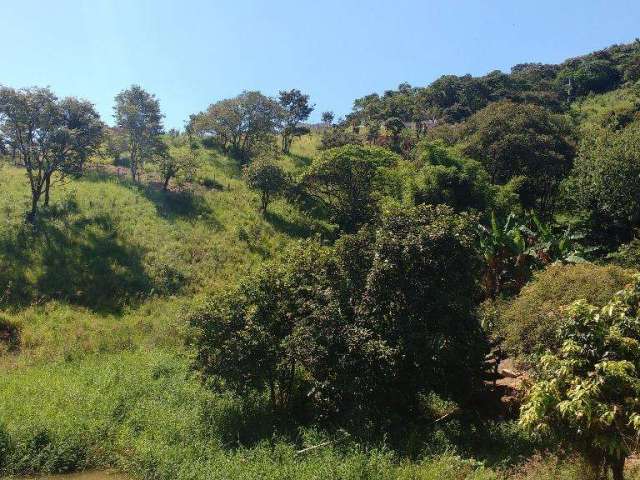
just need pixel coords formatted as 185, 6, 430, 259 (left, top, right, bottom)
0, 350, 500, 479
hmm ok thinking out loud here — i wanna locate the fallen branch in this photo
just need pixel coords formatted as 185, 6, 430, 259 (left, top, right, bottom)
295, 432, 351, 455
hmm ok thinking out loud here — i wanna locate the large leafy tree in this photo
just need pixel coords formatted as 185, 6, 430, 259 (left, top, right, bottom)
113, 85, 165, 182
520, 278, 640, 480
300, 145, 400, 233
0, 86, 104, 221
462, 101, 575, 214
278, 89, 314, 153
569, 122, 640, 243
189, 91, 283, 162
191, 205, 486, 421
406, 141, 493, 212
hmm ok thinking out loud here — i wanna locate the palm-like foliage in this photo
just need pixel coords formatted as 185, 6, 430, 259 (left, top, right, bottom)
479, 211, 593, 298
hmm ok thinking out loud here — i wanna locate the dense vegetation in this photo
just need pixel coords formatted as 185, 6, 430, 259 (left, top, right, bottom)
4, 40, 640, 480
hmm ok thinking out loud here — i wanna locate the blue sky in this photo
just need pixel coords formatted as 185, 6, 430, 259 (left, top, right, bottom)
2, 0, 639, 128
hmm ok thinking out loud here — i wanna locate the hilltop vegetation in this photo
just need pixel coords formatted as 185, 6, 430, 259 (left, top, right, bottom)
4, 40, 640, 480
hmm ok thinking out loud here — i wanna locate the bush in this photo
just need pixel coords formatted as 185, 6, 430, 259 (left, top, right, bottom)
520, 278, 640, 479
609, 238, 640, 267
191, 204, 487, 424
318, 127, 362, 150
494, 263, 633, 358
0, 424, 9, 472
0, 315, 19, 353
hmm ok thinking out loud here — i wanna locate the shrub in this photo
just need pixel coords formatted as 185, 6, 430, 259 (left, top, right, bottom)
608, 237, 640, 268
0, 315, 20, 353
318, 127, 362, 150
494, 263, 633, 358
520, 277, 640, 480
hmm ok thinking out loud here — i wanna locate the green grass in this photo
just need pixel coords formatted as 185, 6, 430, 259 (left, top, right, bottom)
0, 349, 496, 479
0, 143, 326, 363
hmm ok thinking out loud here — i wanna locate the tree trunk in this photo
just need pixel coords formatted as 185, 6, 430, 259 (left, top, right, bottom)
163, 175, 170, 191
28, 190, 40, 224
44, 175, 51, 207
610, 456, 625, 480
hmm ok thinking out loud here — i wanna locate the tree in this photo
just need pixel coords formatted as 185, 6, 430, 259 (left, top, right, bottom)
462, 101, 575, 214
278, 89, 314, 153
318, 127, 362, 150
384, 116, 404, 138
244, 156, 288, 215
520, 278, 640, 480
191, 205, 487, 420
156, 131, 199, 191
0, 86, 103, 221
366, 120, 382, 144
569, 122, 640, 243
352, 205, 487, 406
406, 141, 493, 212
190, 242, 344, 412
189, 91, 283, 162
300, 145, 400, 233
114, 85, 165, 182
321, 111, 334, 126
556, 59, 621, 99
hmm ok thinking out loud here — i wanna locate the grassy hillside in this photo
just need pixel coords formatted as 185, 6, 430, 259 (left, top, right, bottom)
0, 138, 325, 367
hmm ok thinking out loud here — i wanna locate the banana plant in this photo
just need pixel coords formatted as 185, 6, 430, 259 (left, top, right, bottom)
479, 212, 532, 298
479, 211, 595, 298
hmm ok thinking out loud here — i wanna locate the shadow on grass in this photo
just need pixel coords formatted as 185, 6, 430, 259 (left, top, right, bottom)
288, 153, 313, 169
82, 171, 221, 229
0, 206, 163, 313
265, 210, 333, 241
265, 211, 315, 239
142, 183, 221, 228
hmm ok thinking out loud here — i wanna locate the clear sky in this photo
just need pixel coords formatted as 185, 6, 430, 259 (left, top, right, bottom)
2, 0, 639, 129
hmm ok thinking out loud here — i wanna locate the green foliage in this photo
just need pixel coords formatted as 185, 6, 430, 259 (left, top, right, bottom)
319, 126, 363, 150
0, 86, 104, 220
300, 144, 400, 232
462, 101, 575, 214
279, 89, 314, 153
188, 91, 283, 161
608, 238, 640, 268
114, 85, 165, 182
156, 132, 200, 190
520, 277, 640, 479
569, 121, 640, 242
406, 142, 493, 212
192, 204, 486, 423
556, 58, 621, 98
244, 157, 289, 214
321, 111, 334, 125
491, 263, 633, 359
